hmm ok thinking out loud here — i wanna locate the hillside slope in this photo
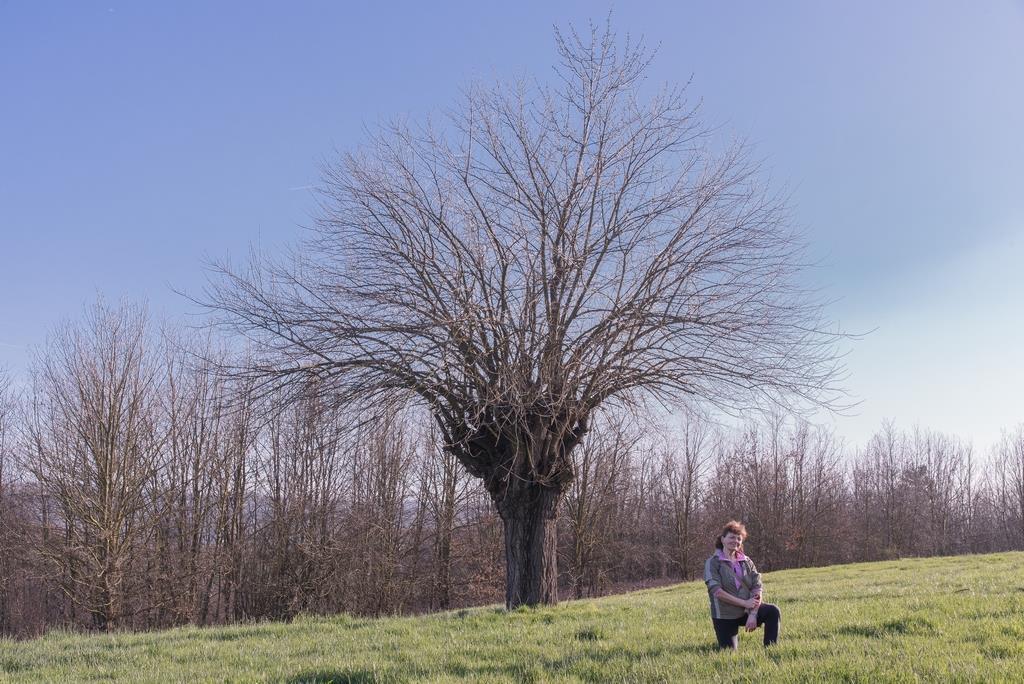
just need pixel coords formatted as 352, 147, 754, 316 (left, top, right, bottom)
2, 552, 1022, 682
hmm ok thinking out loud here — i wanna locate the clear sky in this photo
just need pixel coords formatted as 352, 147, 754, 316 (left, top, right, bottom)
2, 1, 1022, 453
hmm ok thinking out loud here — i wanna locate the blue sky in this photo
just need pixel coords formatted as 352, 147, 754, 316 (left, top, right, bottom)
2, 1, 1022, 452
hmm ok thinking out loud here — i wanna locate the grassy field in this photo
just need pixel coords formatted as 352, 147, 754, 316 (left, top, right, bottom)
2, 552, 1023, 683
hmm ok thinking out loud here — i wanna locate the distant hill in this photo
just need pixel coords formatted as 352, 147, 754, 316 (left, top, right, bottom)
2, 552, 1021, 682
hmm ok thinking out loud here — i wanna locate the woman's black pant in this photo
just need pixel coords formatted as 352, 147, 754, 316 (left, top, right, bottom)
712, 603, 781, 649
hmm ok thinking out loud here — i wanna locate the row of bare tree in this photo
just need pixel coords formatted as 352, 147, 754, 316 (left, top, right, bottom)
1, 301, 1022, 637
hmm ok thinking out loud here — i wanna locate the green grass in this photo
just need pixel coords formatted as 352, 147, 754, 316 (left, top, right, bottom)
2, 552, 1023, 682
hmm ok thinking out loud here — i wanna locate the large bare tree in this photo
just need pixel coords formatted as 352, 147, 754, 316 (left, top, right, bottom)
205, 25, 845, 607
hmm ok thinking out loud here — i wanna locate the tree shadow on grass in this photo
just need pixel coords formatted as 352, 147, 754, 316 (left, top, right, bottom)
287, 642, 725, 683
543, 641, 720, 680
287, 670, 378, 684
837, 616, 935, 638
675, 643, 720, 656
0, 658, 28, 674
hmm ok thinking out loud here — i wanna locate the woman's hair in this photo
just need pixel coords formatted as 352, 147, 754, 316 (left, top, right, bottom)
714, 520, 748, 550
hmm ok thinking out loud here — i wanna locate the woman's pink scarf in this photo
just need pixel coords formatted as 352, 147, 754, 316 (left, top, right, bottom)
717, 549, 746, 589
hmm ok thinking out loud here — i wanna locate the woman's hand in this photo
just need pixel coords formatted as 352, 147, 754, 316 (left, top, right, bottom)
745, 595, 762, 610
744, 612, 758, 632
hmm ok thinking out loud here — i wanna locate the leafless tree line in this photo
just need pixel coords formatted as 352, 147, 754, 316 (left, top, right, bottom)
0, 301, 1022, 637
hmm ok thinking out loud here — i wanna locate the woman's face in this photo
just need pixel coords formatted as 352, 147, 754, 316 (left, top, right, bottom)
721, 532, 744, 554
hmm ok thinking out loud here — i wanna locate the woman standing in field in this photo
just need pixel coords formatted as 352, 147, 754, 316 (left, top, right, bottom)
704, 520, 781, 649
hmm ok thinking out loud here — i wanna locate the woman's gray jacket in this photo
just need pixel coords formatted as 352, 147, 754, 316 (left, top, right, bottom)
704, 552, 763, 620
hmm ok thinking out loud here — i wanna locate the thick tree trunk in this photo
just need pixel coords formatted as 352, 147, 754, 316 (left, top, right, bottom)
499, 483, 560, 609
450, 412, 586, 609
